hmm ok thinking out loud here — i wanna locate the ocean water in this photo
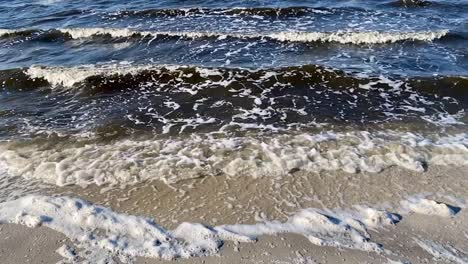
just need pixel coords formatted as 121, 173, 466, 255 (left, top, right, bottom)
0, 0, 467, 262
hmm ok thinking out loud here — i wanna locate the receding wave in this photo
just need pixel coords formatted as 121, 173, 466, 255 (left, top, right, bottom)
1, 131, 468, 186
0, 27, 451, 45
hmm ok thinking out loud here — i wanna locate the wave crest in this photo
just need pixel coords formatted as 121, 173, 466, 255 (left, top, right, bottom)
0, 27, 450, 45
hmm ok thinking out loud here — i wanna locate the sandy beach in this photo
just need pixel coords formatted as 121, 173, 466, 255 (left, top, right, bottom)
1, 165, 467, 263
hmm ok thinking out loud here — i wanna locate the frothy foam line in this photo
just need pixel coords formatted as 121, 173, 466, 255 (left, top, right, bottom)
0, 194, 461, 262
52, 28, 453, 44
25, 63, 227, 88
25, 64, 166, 88
0, 27, 450, 44
400, 197, 460, 217
1, 132, 467, 187
266, 30, 449, 44
0, 29, 17, 35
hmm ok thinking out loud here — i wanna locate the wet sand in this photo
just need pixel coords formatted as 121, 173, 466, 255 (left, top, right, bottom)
1, 166, 467, 263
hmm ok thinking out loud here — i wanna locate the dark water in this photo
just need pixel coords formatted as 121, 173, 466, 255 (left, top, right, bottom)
0, 0, 467, 139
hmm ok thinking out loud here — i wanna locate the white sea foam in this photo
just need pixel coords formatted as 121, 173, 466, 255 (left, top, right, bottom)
0, 27, 449, 44
19, 64, 466, 130
26, 64, 162, 87
25, 64, 220, 88
267, 30, 449, 44
0, 131, 467, 187
59, 27, 150, 39
219, 206, 400, 252
0, 195, 462, 262
60, 28, 451, 44
400, 197, 460, 217
0, 195, 422, 262
55, 244, 76, 261
0, 29, 18, 36
0, 195, 254, 261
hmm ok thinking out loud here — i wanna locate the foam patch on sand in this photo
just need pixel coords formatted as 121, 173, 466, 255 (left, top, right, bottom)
55, 244, 76, 261
219, 206, 400, 252
400, 197, 461, 217
0, 195, 254, 261
1, 195, 440, 262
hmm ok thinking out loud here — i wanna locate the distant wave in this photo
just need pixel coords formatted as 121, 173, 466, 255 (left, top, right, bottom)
109, 7, 336, 18
384, 0, 468, 10
388, 0, 432, 7
0, 27, 450, 45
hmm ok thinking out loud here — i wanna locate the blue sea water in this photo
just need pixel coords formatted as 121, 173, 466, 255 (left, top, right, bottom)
0, 0, 466, 140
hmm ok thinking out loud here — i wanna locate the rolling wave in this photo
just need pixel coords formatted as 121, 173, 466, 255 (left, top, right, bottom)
1, 63, 467, 99
4, 63, 355, 89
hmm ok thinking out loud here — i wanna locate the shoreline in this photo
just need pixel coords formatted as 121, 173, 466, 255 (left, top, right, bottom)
1, 165, 467, 263
1, 202, 466, 264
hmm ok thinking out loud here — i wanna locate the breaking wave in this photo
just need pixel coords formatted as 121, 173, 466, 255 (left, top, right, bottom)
0, 27, 451, 45
2, 63, 466, 101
